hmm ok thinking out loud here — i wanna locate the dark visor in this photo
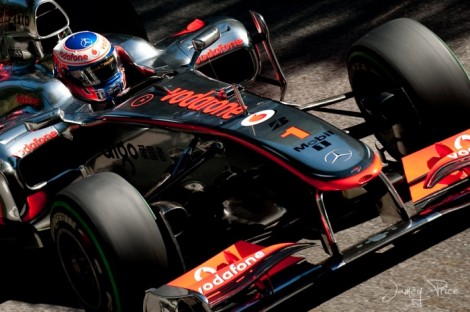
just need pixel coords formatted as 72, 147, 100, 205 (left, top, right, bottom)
70, 53, 119, 86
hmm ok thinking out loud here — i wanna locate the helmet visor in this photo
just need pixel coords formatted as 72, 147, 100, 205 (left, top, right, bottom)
70, 53, 119, 86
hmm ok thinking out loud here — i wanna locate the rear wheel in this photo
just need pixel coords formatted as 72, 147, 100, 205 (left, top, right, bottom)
50, 172, 168, 312
348, 18, 470, 159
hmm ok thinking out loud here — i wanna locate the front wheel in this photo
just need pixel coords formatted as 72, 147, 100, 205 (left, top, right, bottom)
50, 172, 169, 312
348, 18, 470, 159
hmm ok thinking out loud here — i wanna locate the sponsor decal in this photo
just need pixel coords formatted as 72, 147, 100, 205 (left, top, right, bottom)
167, 241, 301, 301
351, 165, 362, 174
269, 116, 289, 130
402, 130, 470, 202
324, 149, 353, 164
2, 12, 30, 28
447, 134, 470, 158
80, 37, 93, 48
194, 250, 266, 294
196, 39, 244, 65
103, 142, 167, 162
160, 88, 245, 119
194, 267, 217, 281
138, 144, 167, 161
16, 94, 40, 106
103, 141, 167, 176
58, 51, 89, 62
131, 93, 154, 107
293, 130, 334, 152
241, 109, 276, 126
13, 128, 59, 157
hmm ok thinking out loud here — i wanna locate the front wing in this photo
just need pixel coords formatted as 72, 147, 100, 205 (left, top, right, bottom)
144, 130, 470, 312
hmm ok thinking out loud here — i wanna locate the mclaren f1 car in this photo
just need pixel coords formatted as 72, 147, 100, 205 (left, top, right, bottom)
0, 1, 469, 311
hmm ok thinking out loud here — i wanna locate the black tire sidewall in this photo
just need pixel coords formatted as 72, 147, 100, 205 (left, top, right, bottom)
348, 48, 428, 158
51, 202, 120, 312
50, 172, 169, 312
348, 18, 470, 158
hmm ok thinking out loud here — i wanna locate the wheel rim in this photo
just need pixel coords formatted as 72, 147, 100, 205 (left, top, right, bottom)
56, 229, 101, 310
349, 51, 425, 158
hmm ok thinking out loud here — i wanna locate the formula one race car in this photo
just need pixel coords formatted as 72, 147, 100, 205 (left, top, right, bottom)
1, 1, 469, 312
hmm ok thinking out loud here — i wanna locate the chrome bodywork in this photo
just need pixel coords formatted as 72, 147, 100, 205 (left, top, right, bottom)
0, 6, 287, 242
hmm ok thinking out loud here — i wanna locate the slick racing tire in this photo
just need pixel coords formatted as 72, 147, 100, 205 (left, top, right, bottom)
347, 18, 470, 160
50, 172, 168, 312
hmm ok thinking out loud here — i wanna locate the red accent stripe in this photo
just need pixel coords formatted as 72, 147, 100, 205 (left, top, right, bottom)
102, 117, 382, 190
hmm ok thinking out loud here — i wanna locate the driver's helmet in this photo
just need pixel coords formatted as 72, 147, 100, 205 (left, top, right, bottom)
52, 31, 126, 102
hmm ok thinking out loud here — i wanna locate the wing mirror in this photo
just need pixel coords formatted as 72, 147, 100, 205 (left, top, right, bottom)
188, 27, 221, 69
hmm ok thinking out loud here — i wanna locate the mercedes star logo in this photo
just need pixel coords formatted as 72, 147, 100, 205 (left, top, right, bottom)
324, 149, 353, 164
80, 37, 93, 48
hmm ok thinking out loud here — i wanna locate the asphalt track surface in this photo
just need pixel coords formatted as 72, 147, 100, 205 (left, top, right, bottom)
1, 1, 469, 311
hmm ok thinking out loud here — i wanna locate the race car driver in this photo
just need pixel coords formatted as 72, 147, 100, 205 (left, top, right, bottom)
52, 30, 157, 108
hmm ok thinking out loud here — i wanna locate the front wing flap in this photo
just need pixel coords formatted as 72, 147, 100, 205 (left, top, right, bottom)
144, 241, 314, 312
402, 128, 470, 204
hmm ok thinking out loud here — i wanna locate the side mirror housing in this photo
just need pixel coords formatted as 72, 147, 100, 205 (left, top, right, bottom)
188, 27, 221, 68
